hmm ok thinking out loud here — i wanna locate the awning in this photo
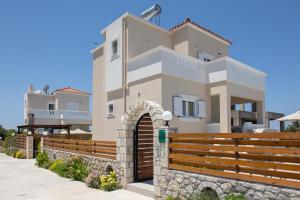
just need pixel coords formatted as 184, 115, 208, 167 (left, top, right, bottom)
277, 111, 300, 121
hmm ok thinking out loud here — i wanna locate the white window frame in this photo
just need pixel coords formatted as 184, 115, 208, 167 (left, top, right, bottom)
111, 39, 119, 60
107, 101, 115, 118
173, 94, 206, 121
47, 102, 55, 110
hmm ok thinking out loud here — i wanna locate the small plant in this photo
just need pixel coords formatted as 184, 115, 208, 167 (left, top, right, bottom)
85, 170, 100, 188
68, 157, 89, 181
15, 150, 26, 159
52, 160, 71, 178
224, 193, 246, 200
3, 133, 14, 155
36, 151, 51, 168
49, 160, 64, 172
99, 171, 119, 191
187, 188, 219, 200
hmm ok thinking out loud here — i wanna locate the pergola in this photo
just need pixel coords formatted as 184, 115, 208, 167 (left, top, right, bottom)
17, 124, 71, 134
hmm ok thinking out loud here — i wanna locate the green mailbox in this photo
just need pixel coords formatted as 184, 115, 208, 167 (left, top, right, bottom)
159, 129, 166, 143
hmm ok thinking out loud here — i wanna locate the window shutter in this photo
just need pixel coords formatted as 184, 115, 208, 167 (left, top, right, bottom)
173, 96, 183, 117
196, 100, 206, 118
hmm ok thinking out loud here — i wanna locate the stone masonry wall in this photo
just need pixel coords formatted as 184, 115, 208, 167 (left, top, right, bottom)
44, 148, 123, 180
159, 169, 300, 200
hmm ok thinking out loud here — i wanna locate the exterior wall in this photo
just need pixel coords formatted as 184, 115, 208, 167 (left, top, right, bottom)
126, 17, 172, 59
186, 25, 229, 59
159, 169, 300, 200
161, 74, 209, 133
44, 148, 123, 180
172, 26, 189, 56
104, 17, 123, 92
26, 93, 55, 110
93, 74, 163, 141
55, 92, 89, 112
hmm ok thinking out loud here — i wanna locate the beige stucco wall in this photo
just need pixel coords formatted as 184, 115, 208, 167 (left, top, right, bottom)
187, 26, 229, 59
172, 26, 189, 56
161, 74, 210, 133
26, 93, 55, 110
54, 92, 89, 112
126, 17, 172, 59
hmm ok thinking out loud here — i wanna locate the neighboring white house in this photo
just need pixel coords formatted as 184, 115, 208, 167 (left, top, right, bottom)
24, 85, 92, 131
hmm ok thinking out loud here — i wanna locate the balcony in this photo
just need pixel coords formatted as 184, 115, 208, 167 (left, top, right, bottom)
27, 109, 92, 124
127, 46, 207, 84
127, 46, 266, 92
206, 57, 266, 91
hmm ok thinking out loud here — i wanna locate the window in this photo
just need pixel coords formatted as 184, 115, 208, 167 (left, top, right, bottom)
67, 102, 78, 111
111, 39, 118, 60
188, 102, 194, 117
197, 51, 214, 62
48, 103, 55, 110
173, 95, 206, 119
107, 102, 114, 118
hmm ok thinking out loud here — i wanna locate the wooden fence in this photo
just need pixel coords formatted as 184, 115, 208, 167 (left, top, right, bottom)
13, 134, 26, 149
169, 132, 300, 190
47, 134, 92, 140
44, 137, 116, 160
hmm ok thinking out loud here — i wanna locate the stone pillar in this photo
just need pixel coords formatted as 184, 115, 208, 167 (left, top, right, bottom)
40, 137, 44, 152
116, 128, 134, 188
153, 126, 168, 199
26, 135, 33, 159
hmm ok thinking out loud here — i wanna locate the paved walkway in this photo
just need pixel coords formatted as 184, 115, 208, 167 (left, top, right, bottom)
0, 153, 152, 200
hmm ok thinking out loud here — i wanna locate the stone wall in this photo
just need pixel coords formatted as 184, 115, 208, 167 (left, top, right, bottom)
44, 148, 123, 180
158, 169, 300, 200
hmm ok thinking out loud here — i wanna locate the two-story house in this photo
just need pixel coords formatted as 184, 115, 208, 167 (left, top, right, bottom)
92, 13, 266, 140
24, 85, 92, 131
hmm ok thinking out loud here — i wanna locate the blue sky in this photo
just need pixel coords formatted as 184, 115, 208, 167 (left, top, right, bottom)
0, 0, 299, 129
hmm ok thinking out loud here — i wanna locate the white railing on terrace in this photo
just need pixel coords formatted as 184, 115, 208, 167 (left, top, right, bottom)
127, 46, 266, 91
206, 57, 266, 91
27, 109, 92, 121
127, 46, 207, 83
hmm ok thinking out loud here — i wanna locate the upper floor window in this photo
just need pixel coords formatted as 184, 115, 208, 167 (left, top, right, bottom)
67, 102, 78, 111
197, 51, 215, 62
107, 101, 114, 118
111, 39, 119, 60
48, 103, 55, 110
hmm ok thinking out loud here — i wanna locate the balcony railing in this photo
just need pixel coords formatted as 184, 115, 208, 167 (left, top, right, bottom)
127, 46, 266, 91
27, 109, 92, 121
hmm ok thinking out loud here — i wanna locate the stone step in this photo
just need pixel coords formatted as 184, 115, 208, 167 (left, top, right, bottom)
126, 181, 154, 199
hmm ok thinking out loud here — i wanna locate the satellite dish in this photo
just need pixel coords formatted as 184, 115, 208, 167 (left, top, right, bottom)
43, 85, 50, 94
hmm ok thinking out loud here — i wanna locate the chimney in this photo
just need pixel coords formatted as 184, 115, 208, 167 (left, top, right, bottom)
28, 85, 34, 93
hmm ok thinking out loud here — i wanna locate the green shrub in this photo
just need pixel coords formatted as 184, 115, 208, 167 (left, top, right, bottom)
68, 157, 89, 181
15, 150, 26, 159
187, 188, 219, 200
99, 171, 119, 191
3, 134, 14, 155
36, 151, 51, 168
224, 193, 246, 200
49, 160, 64, 172
53, 161, 71, 178
85, 170, 100, 188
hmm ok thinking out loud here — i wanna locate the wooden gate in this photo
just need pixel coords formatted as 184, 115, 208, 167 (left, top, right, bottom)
134, 113, 154, 182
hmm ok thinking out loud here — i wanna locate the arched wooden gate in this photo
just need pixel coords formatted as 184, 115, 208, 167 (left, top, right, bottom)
134, 113, 154, 182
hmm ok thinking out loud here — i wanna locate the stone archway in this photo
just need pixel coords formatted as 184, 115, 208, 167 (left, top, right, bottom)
117, 100, 164, 186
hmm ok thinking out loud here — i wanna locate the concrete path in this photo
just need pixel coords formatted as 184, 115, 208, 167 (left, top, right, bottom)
0, 153, 152, 200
